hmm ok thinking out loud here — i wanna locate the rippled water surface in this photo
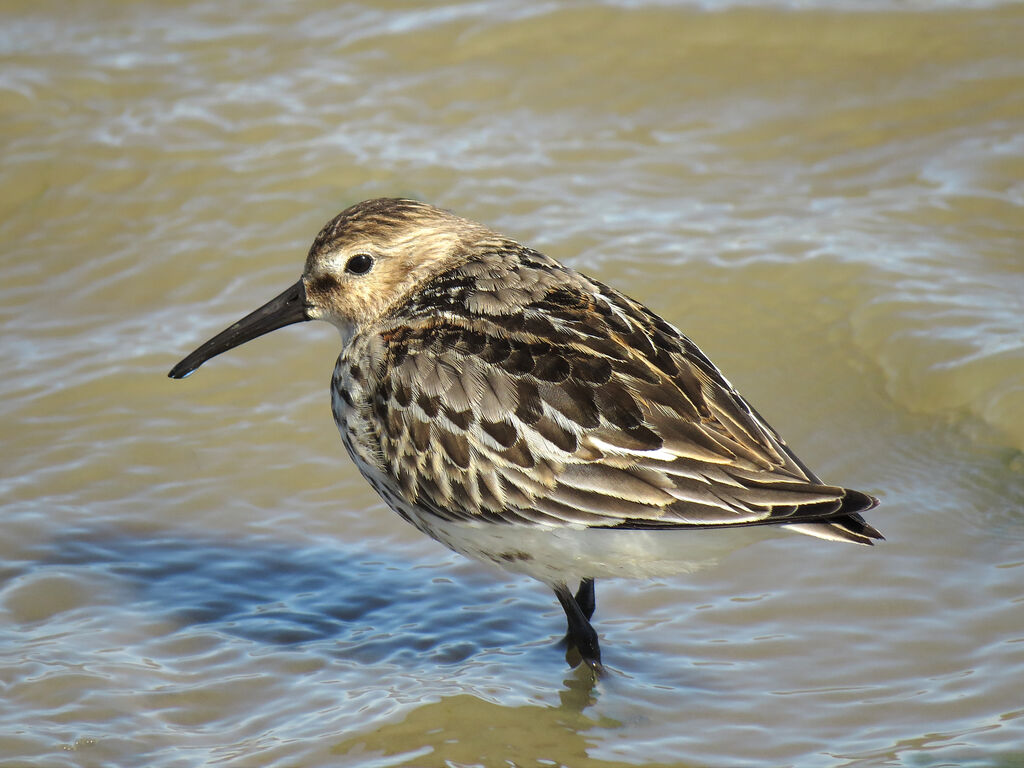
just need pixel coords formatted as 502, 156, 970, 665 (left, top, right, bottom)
2, 1, 1023, 766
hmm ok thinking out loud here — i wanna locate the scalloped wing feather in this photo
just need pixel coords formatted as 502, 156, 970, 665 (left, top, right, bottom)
336, 246, 880, 544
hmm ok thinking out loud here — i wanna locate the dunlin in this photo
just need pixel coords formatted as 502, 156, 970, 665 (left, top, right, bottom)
170, 198, 881, 671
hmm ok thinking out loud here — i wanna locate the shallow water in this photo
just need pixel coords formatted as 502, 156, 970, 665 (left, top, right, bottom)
2, 1, 1022, 766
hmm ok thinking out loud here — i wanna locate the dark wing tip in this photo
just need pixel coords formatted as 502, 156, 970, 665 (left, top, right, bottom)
833, 488, 884, 544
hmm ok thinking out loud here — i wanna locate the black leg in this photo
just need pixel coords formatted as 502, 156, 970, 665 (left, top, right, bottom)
554, 583, 602, 671
574, 578, 596, 620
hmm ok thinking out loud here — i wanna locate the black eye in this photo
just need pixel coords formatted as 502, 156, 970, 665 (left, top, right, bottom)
345, 254, 374, 275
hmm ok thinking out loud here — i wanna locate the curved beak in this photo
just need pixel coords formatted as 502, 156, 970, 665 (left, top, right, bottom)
169, 279, 309, 379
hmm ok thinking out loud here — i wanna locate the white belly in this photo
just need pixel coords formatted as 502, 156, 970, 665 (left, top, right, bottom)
409, 511, 777, 587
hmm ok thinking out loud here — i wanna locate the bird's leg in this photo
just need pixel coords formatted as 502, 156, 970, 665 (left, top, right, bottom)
574, 578, 596, 620
554, 583, 602, 671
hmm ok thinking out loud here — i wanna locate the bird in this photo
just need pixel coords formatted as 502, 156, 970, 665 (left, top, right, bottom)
169, 197, 881, 672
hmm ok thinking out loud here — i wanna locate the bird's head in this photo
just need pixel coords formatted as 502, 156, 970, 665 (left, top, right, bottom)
168, 198, 485, 379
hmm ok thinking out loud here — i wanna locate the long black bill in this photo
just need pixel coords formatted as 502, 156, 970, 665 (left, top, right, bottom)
168, 280, 309, 379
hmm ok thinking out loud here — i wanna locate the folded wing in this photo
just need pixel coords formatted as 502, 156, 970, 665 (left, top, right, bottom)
367, 255, 881, 544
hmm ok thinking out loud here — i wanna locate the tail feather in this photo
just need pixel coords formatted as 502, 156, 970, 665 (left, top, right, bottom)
786, 488, 882, 545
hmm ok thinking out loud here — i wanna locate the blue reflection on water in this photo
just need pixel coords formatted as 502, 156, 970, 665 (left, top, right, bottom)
26, 525, 556, 668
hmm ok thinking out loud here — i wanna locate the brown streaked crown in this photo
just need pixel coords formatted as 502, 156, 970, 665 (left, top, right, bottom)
301, 199, 490, 337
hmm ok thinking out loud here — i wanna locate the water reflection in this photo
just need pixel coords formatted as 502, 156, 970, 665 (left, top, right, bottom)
28, 524, 563, 667
8, 524, 695, 765
323, 680, 660, 768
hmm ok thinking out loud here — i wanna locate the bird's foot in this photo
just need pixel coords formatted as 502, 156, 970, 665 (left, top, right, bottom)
564, 643, 605, 677
554, 582, 603, 675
